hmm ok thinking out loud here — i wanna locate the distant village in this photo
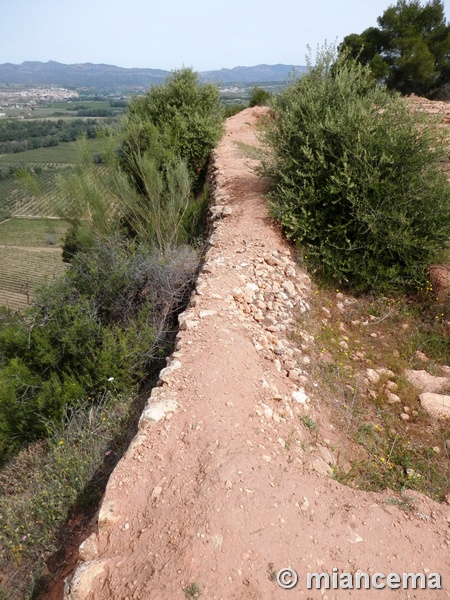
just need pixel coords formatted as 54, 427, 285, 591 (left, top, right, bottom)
0, 86, 79, 117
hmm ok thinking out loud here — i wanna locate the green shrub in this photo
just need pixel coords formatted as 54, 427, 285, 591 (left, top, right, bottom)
0, 241, 197, 462
59, 135, 200, 258
119, 150, 192, 254
259, 47, 450, 292
121, 68, 224, 185
223, 103, 245, 118
248, 86, 271, 107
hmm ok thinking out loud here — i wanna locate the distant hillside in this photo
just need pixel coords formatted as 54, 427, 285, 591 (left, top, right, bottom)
0, 61, 169, 89
201, 64, 306, 83
0, 61, 306, 90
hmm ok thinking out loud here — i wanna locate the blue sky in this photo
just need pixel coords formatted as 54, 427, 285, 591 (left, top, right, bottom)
1, 0, 448, 71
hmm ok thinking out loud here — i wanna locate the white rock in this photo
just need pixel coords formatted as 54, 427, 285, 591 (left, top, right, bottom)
311, 457, 333, 476
78, 534, 99, 562
261, 403, 274, 419
64, 560, 109, 599
199, 310, 217, 318
98, 500, 120, 527
292, 389, 309, 404
419, 393, 450, 419
288, 369, 300, 381
349, 532, 364, 544
139, 398, 178, 428
386, 392, 401, 405
284, 265, 296, 278
179, 317, 199, 330
406, 370, 450, 393
385, 380, 398, 392
151, 486, 163, 499
377, 368, 395, 378
159, 360, 182, 383
246, 282, 259, 292
366, 369, 381, 384
282, 280, 296, 296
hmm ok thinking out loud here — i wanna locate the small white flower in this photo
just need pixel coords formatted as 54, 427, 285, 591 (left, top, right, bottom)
107, 377, 115, 382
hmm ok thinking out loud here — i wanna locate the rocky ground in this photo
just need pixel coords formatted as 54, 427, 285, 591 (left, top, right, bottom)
64, 107, 450, 600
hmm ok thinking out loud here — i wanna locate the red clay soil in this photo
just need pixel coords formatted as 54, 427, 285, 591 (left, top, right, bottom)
64, 107, 450, 600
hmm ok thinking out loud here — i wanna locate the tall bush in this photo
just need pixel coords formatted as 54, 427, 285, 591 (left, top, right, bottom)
259, 47, 450, 292
58, 137, 193, 258
120, 68, 224, 186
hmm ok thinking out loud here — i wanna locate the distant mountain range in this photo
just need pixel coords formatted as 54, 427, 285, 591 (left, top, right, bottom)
0, 61, 306, 89
200, 64, 306, 84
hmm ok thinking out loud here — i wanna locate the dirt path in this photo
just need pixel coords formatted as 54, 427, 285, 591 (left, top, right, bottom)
65, 108, 450, 600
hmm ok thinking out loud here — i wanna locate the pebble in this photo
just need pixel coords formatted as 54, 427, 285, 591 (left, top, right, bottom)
387, 392, 401, 404
199, 310, 217, 318
293, 389, 308, 404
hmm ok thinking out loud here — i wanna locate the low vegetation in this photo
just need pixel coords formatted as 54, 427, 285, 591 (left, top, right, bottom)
299, 284, 450, 501
0, 219, 68, 310
0, 391, 138, 596
0, 218, 66, 247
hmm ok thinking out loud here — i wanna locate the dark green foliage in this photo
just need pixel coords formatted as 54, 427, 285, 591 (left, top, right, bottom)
61, 69, 222, 259
0, 240, 197, 462
0, 118, 102, 155
223, 103, 245, 118
57, 68, 218, 284
120, 68, 224, 185
248, 86, 271, 107
341, 0, 450, 95
181, 185, 210, 246
259, 47, 450, 292
76, 108, 113, 117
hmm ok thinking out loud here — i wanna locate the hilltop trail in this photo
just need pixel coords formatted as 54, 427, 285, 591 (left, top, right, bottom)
66, 107, 450, 600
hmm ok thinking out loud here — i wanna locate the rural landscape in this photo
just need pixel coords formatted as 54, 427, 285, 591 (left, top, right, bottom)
0, 0, 450, 598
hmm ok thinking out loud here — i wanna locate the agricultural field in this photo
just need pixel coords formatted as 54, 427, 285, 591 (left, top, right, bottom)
0, 217, 67, 246
0, 138, 111, 309
0, 93, 125, 310
0, 165, 71, 217
0, 218, 67, 310
0, 138, 107, 218
0, 135, 108, 308
0, 136, 107, 164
